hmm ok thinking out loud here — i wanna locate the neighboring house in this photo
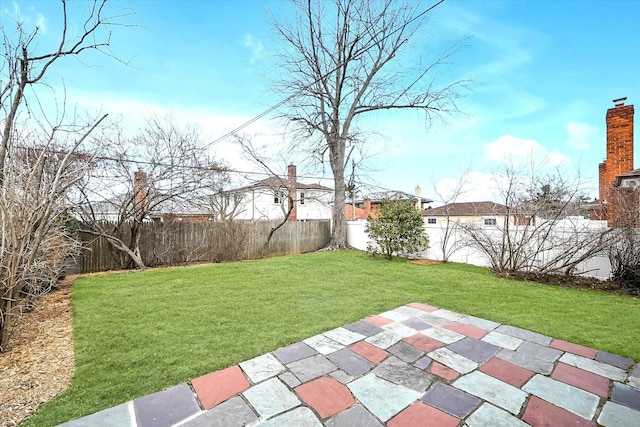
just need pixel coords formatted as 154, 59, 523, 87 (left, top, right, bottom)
224, 164, 333, 222
423, 201, 534, 227
348, 187, 434, 220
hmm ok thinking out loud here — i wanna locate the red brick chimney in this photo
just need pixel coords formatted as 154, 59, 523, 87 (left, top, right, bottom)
364, 198, 372, 218
598, 98, 634, 225
287, 164, 297, 222
133, 169, 149, 220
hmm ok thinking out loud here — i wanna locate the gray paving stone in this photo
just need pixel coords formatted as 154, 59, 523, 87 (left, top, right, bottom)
403, 318, 433, 331
287, 354, 338, 383
431, 308, 466, 321
428, 347, 479, 374
393, 305, 430, 318
242, 378, 301, 419
133, 383, 200, 427
453, 371, 527, 415
181, 396, 257, 427
494, 325, 551, 345
459, 315, 500, 331
383, 322, 419, 338
58, 403, 133, 427
559, 353, 627, 381
325, 403, 384, 427
388, 341, 424, 363
329, 369, 354, 385
323, 327, 367, 346
347, 373, 420, 422
239, 353, 286, 383
372, 356, 435, 392
303, 334, 345, 355
421, 382, 481, 418
447, 337, 500, 363
629, 376, 640, 391
343, 321, 385, 337
258, 407, 322, 427
416, 313, 453, 327
364, 330, 402, 349
465, 403, 530, 427
422, 327, 465, 344
496, 348, 554, 375
380, 309, 412, 322
328, 348, 375, 377
517, 340, 563, 363
481, 331, 523, 350
414, 356, 432, 370
279, 372, 302, 388
522, 374, 599, 419
598, 401, 640, 427
596, 351, 635, 369
612, 382, 640, 411
273, 342, 318, 364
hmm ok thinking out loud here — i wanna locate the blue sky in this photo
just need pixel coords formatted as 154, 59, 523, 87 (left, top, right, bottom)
4, 0, 640, 203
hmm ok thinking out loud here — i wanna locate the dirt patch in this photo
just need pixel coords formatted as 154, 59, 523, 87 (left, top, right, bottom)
408, 259, 442, 266
0, 278, 75, 427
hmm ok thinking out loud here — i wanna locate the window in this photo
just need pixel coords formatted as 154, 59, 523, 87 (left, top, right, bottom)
427, 217, 437, 224
300, 192, 305, 205
484, 217, 497, 226
274, 192, 280, 204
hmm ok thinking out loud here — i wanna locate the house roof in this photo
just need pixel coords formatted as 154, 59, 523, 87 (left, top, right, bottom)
615, 169, 640, 186
237, 176, 332, 192
424, 201, 510, 217
354, 190, 433, 204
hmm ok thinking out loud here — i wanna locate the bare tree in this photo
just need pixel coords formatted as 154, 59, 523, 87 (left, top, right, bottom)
272, 0, 465, 248
0, 0, 128, 351
430, 170, 469, 262
73, 118, 226, 269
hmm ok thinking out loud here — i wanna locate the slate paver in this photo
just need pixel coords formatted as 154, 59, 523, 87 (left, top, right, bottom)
304, 334, 345, 355
421, 327, 465, 344
559, 352, 627, 381
387, 341, 424, 363
551, 362, 610, 397
279, 371, 302, 387
258, 407, 323, 427
181, 396, 257, 427
365, 330, 402, 349
453, 371, 527, 415
348, 373, 420, 422
447, 337, 499, 363
383, 322, 420, 338
479, 357, 534, 388
481, 331, 523, 351
294, 376, 356, 418
239, 353, 286, 383
273, 341, 318, 364
406, 302, 438, 312
404, 333, 445, 353
329, 369, 353, 385
429, 361, 460, 381
414, 356, 432, 370
133, 383, 200, 427
444, 322, 488, 339
323, 327, 367, 346
522, 374, 599, 419
57, 403, 133, 427
288, 354, 338, 383
611, 382, 640, 411
343, 320, 385, 337
350, 341, 389, 364
327, 348, 375, 377
516, 340, 563, 363
495, 325, 552, 346
428, 347, 478, 374
549, 339, 597, 359
380, 309, 412, 322
365, 315, 393, 327
402, 318, 433, 331
416, 313, 453, 327
387, 402, 459, 427
420, 382, 481, 418
522, 396, 596, 427
324, 404, 384, 427
465, 403, 530, 427
242, 377, 301, 419
191, 365, 249, 409
496, 348, 554, 375
459, 315, 500, 331
431, 308, 465, 321
596, 351, 635, 369
598, 401, 640, 427
372, 356, 435, 392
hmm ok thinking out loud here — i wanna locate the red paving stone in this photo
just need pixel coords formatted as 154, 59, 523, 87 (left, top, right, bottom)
365, 315, 394, 327
349, 341, 389, 364
443, 322, 488, 339
388, 402, 460, 427
551, 362, 610, 398
480, 357, 535, 388
294, 376, 355, 419
430, 361, 460, 381
404, 333, 446, 353
550, 339, 597, 359
407, 302, 439, 312
191, 365, 250, 410
523, 396, 596, 427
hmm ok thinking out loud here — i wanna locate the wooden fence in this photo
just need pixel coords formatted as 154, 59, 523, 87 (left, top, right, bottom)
75, 220, 331, 273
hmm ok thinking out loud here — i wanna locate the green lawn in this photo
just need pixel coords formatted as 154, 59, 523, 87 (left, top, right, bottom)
25, 250, 640, 426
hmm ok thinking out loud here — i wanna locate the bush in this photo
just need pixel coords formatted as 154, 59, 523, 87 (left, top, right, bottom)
365, 199, 429, 260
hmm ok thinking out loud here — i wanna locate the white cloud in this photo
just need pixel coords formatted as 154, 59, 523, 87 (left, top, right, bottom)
434, 171, 506, 204
484, 134, 570, 167
244, 34, 264, 65
566, 121, 597, 150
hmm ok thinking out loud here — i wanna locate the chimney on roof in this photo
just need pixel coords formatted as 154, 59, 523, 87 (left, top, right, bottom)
133, 169, 149, 221
614, 97, 627, 107
287, 164, 297, 222
415, 185, 422, 210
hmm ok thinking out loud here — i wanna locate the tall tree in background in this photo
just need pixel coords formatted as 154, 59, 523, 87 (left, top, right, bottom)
273, 0, 465, 248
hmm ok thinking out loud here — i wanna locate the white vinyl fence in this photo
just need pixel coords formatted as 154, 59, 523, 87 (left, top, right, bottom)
346, 218, 612, 280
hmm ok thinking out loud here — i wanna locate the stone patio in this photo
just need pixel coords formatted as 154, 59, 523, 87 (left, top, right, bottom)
59, 303, 640, 427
